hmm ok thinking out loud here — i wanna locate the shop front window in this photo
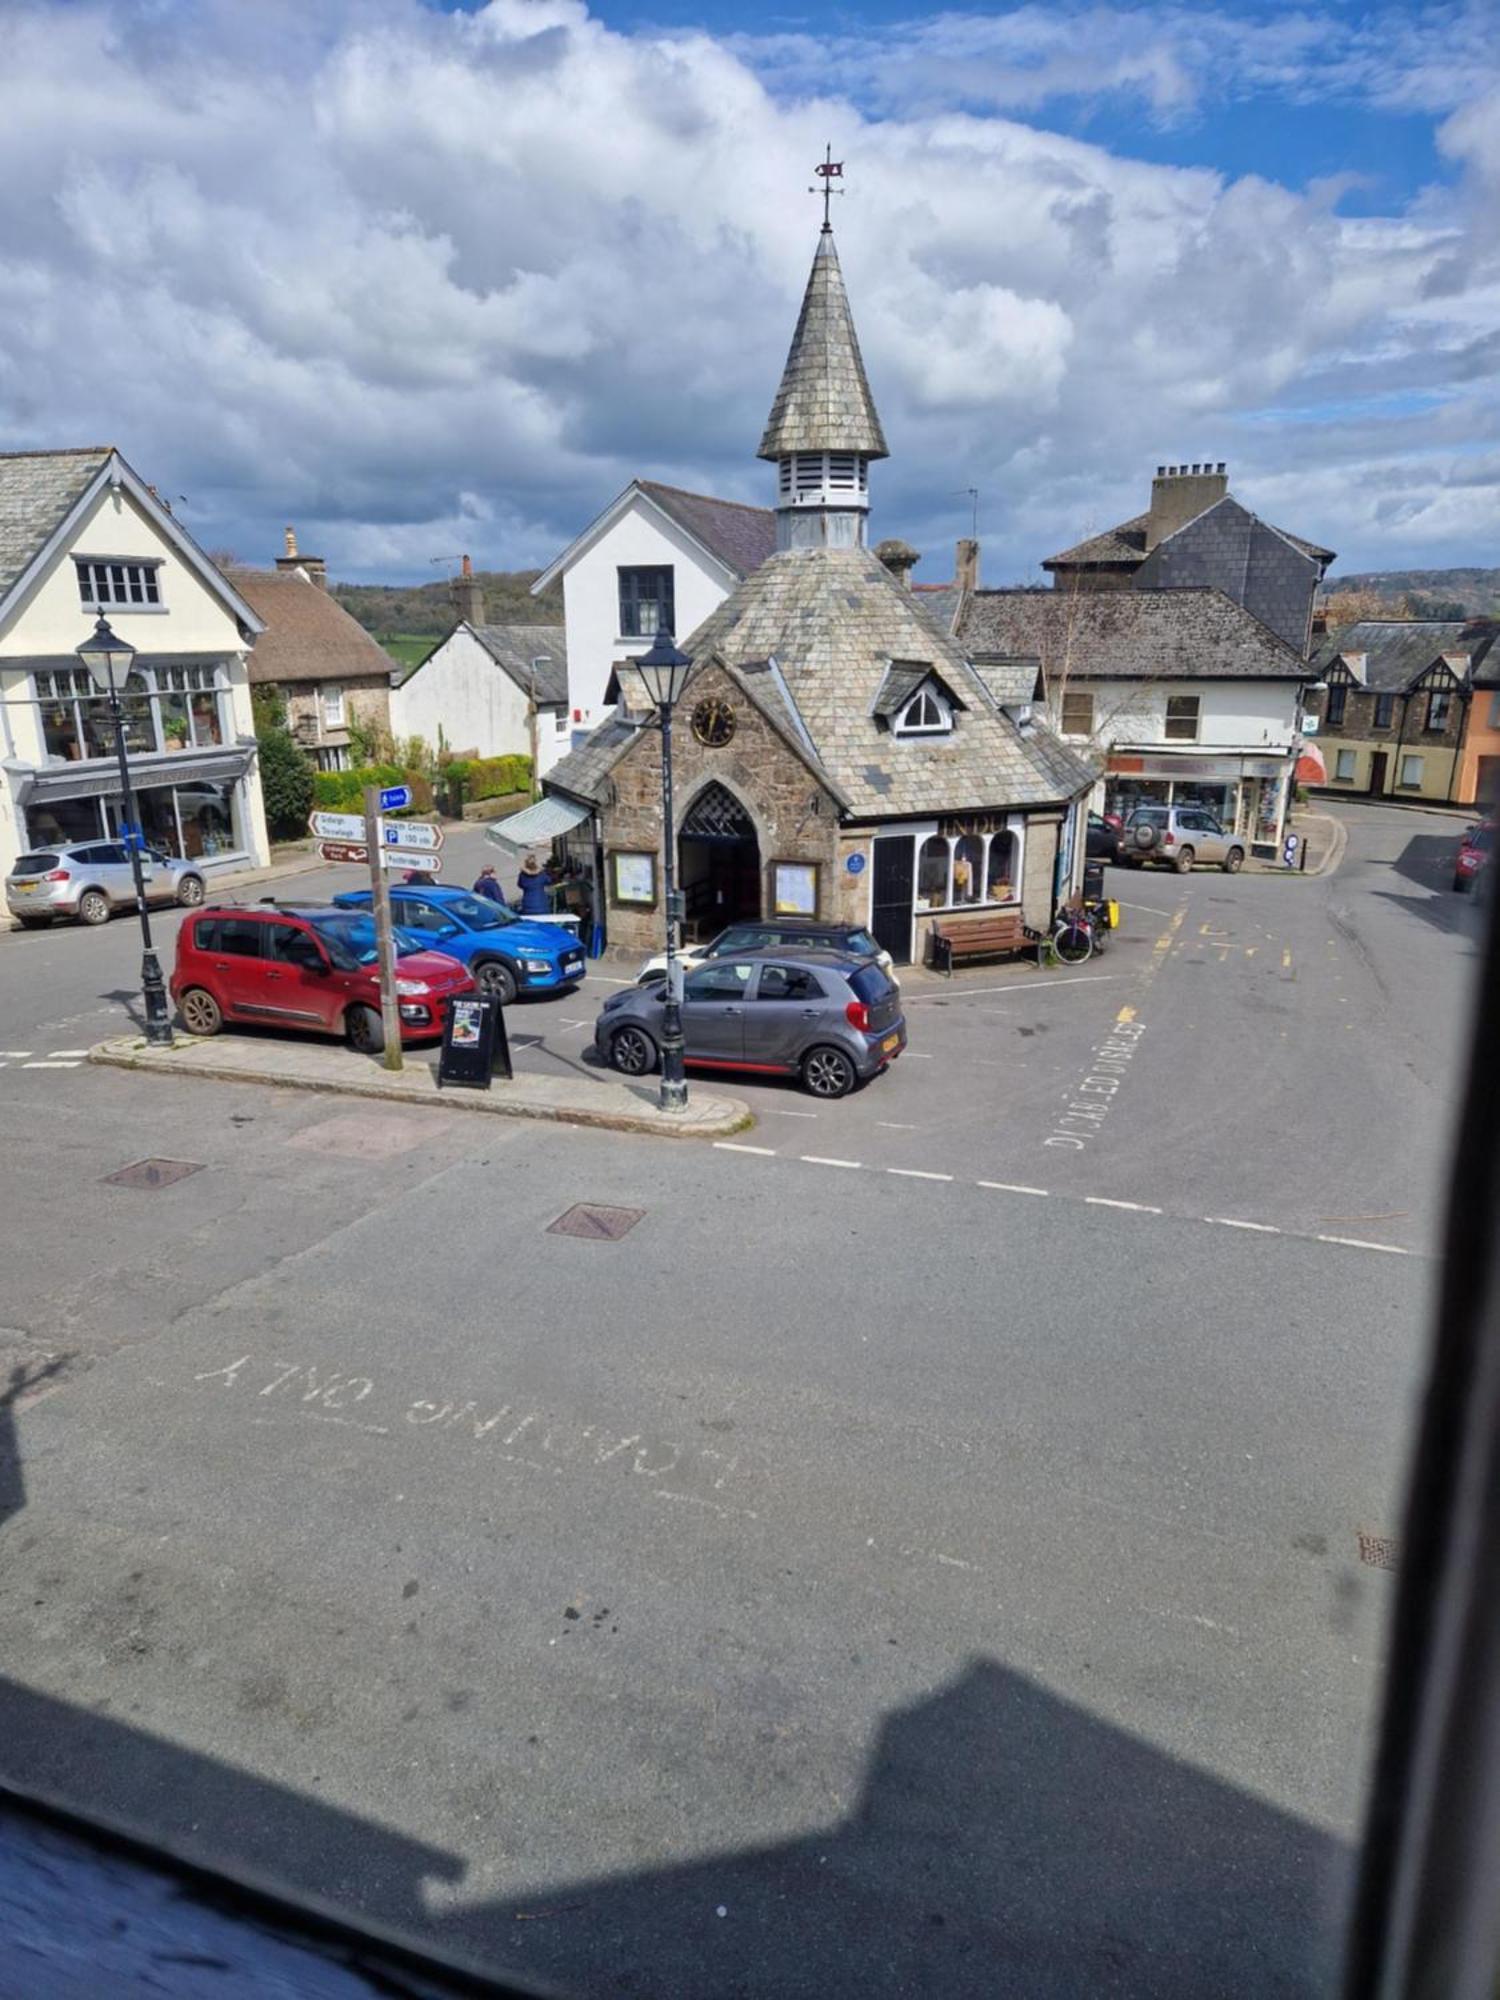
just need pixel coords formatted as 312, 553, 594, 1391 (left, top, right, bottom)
985, 831, 1018, 902
918, 835, 951, 908
25, 796, 105, 849
952, 834, 984, 904
177, 782, 239, 859
32, 662, 227, 763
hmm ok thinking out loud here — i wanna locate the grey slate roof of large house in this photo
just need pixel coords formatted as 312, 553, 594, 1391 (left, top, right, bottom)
470, 623, 569, 705
757, 229, 888, 462
957, 587, 1310, 680
0, 446, 111, 598
1310, 619, 1499, 692
636, 482, 775, 580
547, 548, 1094, 820
1045, 505, 1333, 572
1132, 496, 1321, 654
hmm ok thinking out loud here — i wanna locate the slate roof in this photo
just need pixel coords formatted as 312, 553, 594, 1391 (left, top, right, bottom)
1132, 496, 1320, 654
544, 717, 641, 806
0, 446, 111, 599
470, 623, 568, 705
757, 229, 888, 462
636, 482, 775, 580
1045, 506, 1334, 572
1310, 620, 1499, 692
870, 660, 953, 719
912, 582, 963, 635
972, 657, 1045, 705
957, 587, 1308, 680
226, 568, 398, 686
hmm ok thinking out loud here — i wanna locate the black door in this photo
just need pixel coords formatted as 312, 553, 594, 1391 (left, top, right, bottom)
870, 836, 914, 966
1369, 751, 1389, 796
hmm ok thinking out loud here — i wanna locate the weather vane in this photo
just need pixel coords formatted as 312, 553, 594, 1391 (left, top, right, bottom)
809, 144, 844, 229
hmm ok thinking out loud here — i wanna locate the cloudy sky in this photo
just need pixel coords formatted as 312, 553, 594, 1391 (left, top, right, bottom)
1, 0, 1497, 585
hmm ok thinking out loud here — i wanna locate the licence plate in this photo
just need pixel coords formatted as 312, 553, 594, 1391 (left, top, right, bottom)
881, 1032, 900, 1054
11, 881, 37, 895
563, 956, 583, 972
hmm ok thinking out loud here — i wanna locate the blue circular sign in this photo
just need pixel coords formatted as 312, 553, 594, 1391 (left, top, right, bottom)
846, 852, 867, 875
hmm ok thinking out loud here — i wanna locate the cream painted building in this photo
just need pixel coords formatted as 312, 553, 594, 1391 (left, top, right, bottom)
0, 447, 268, 875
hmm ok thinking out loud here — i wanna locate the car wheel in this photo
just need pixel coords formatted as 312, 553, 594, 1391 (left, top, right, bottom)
1454, 876, 1470, 894
176, 873, 206, 906
179, 986, 223, 1037
609, 1024, 657, 1077
1223, 847, 1244, 874
475, 958, 518, 1005
346, 1004, 385, 1055
15, 915, 50, 930
78, 888, 111, 925
1173, 846, 1195, 874
802, 1045, 857, 1099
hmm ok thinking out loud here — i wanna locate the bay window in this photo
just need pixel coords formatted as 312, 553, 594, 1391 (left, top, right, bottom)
32, 663, 228, 761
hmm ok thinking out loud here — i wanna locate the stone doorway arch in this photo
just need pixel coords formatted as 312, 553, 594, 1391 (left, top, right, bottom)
678, 780, 762, 937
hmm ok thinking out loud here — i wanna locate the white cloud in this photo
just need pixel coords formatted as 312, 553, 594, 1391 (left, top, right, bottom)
0, 0, 1494, 581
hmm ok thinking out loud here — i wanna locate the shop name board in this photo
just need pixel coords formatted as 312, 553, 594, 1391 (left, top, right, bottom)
1106, 754, 1287, 782
938, 813, 1011, 839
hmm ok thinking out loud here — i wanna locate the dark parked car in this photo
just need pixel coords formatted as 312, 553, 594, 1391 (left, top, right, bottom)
598, 949, 906, 1098
1086, 812, 1123, 862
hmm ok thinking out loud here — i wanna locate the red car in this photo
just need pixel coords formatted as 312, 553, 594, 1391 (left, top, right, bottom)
171, 903, 475, 1053
1454, 823, 1494, 894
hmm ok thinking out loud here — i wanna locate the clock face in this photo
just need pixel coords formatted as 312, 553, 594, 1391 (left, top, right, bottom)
690, 696, 736, 748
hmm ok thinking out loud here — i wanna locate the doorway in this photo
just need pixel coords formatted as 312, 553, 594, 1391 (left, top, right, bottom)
678, 782, 761, 939
870, 835, 915, 965
1369, 752, 1389, 797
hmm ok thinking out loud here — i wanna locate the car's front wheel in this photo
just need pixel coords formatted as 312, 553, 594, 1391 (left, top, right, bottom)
179, 986, 222, 1037
1223, 847, 1245, 874
609, 1024, 658, 1077
474, 958, 518, 1005
78, 888, 111, 925
176, 873, 206, 906
346, 1004, 385, 1055
802, 1045, 857, 1099
1454, 875, 1470, 894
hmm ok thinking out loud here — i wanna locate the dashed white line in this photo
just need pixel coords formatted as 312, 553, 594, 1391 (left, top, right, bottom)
0, 1050, 33, 1058
1085, 1196, 1163, 1214
759, 1107, 818, 1118
1315, 1234, 1416, 1256
714, 1142, 777, 1156
876, 1121, 918, 1130
904, 973, 1127, 1002
46, 1048, 90, 1058
903, 1051, 934, 1059
801, 1155, 863, 1170
887, 1168, 954, 1182
977, 1180, 1050, 1196
23, 1060, 81, 1070
1206, 1217, 1281, 1234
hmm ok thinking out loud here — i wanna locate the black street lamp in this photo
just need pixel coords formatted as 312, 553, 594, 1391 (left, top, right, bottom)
76, 616, 173, 1046
621, 627, 694, 1112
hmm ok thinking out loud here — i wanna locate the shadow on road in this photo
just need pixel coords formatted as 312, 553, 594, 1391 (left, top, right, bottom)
99, 987, 148, 1032
0, 1657, 1348, 1996
0, 1356, 66, 1534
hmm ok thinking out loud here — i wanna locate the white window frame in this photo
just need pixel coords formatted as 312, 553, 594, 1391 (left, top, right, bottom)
1399, 754, 1425, 789
1059, 688, 1094, 738
75, 557, 164, 611
894, 687, 952, 737
1164, 694, 1201, 742
1334, 748, 1357, 782
32, 661, 227, 762
321, 684, 346, 728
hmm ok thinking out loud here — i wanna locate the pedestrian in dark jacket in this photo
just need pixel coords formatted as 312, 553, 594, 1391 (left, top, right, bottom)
473, 865, 505, 904
516, 853, 551, 915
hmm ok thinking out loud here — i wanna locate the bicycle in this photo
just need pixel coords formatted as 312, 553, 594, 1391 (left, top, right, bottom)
1048, 898, 1113, 966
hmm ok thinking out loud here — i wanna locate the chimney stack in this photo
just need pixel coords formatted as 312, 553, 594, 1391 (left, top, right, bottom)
450, 553, 485, 628
1146, 463, 1229, 550
955, 537, 979, 594
275, 524, 327, 587
874, 538, 920, 590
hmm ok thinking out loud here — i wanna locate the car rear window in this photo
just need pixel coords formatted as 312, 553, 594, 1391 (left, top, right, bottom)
10, 853, 60, 875
849, 963, 895, 1005
845, 928, 881, 958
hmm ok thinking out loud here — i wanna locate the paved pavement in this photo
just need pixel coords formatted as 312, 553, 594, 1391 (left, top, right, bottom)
0, 799, 1486, 1996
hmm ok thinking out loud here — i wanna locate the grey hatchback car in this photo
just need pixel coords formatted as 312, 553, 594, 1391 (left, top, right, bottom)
6, 842, 207, 927
595, 949, 906, 1098
1122, 804, 1246, 873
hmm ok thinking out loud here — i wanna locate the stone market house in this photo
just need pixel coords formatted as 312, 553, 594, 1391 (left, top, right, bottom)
0, 446, 269, 875
536, 218, 1093, 968
1305, 619, 1500, 807
389, 559, 569, 777
229, 532, 396, 772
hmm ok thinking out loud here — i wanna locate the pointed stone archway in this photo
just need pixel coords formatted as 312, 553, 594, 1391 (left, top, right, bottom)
677, 780, 761, 938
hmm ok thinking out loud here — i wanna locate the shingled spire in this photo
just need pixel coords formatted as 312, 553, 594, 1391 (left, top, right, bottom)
758, 226, 888, 464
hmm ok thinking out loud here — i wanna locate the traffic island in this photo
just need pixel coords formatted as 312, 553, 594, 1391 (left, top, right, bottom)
88, 1034, 753, 1141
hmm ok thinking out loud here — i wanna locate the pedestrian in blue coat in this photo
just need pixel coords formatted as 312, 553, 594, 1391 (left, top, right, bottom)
516, 854, 551, 915
473, 865, 505, 904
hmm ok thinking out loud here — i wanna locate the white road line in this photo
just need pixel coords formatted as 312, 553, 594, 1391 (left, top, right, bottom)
801, 1155, 863, 1170
0, 1051, 33, 1058
876, 1121, 918, 1130
47, 1048, 90, 1058
1085, 1196, 1163, 1214
714, 1142, 777, 1156
1315, 1234, 1416, 1256
904, 1051, 934, 1059
759, 1107, 818, 1118
904, 973, 1127, 1003
1206, 1217, 1281, 1234
1117, 900, 1176, 916
887, 1168, 954, 1182
23, 1060, 81, 1070
977, 1180, 1050, 1196
592, 975, 634, 985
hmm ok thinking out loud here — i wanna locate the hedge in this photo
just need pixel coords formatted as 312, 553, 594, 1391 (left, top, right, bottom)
440, 754, 531, 806
311, 764, 433, 814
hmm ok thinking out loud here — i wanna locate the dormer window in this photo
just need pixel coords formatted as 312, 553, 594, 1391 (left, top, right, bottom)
894, 686, 951, 736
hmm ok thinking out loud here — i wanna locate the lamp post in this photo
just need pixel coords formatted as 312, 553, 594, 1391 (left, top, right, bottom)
76, 616, 173, 1046
620, 627, 693, 1112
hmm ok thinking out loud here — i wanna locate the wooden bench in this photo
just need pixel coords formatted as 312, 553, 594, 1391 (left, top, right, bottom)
928, 908, 1040, 975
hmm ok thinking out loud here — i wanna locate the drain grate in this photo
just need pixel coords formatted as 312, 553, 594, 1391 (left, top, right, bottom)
547, 1202, 644, 1241
1357, 1532, 1400, 1571
102, 1158, 205, 1191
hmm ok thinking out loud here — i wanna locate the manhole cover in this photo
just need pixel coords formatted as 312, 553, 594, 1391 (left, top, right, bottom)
547, 1203, 644, 1241
1357, 1532, 1400, 1571
102, 1159, 205, 1191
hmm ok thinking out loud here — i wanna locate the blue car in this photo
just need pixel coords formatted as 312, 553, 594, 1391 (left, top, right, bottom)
331, 883, 585, 1004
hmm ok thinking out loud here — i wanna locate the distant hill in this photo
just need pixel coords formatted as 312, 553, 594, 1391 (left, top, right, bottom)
1319, 567, 1500, 620
332, 569, 562, 641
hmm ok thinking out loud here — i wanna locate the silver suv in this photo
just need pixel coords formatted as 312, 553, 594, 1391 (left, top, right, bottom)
6, 842, 207, 928
1122, 805, 1245, 874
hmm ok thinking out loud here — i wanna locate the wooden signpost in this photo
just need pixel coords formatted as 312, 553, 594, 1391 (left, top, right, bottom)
362, 786, 404, 1071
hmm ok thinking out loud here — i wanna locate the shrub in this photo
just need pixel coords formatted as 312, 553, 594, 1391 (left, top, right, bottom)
465, 754, 532, 801
311, 764, 432, 814
258, 726, 315, 840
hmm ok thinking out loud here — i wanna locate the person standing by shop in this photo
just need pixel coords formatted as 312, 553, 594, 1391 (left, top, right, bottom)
473, 865, 505, 904
516, 854, 551, 915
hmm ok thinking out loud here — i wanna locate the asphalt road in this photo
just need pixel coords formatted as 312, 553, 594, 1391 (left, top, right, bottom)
0, 800, 1486, 1997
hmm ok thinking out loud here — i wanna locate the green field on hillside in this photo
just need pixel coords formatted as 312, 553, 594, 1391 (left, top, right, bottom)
379, 635, 435, 671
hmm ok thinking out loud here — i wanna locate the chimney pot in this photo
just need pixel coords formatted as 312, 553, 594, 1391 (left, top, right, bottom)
450, 558, 485, 627
461, 553, 473, 578
284, 526, 298, 559
955, 537, 980, 594
1146, 459, 1229, 550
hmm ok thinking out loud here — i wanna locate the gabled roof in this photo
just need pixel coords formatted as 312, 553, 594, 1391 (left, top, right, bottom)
1045, 506, 1334, 572
470, 623, 568, 705
0, 446, 263, 636
957, 587, 1309, 681
757, 228, 888, 463
1311, 620, 1500, 693
226, 567, 396, 685
531, 479, 773, 596
544, 716, 641, 806
972, 656, 1046, 706
869, 660, 967, 721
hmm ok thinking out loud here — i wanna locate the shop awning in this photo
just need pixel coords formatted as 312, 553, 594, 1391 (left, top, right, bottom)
9, 745, 253, 804
1296, 743, 1328, 785
484, 793, 591, 857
